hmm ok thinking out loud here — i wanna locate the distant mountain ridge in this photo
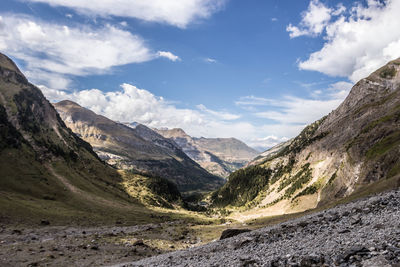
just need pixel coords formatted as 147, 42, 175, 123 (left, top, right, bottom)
54, 100, 224, 193
246, 139, 293, 167
212, 58, 400, 216
155, 128, 259, 178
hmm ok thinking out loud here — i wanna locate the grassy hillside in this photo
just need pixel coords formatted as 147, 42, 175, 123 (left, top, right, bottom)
0, 53, 188, 226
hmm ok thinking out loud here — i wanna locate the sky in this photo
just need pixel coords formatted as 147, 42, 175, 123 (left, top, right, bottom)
1, 0, 400, 151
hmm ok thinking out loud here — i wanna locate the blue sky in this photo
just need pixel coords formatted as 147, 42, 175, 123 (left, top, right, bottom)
1, 0, 400, 150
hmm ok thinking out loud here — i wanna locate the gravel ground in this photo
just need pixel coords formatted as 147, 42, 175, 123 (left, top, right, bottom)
118, 189, 400, 267
0, 221, 203, 267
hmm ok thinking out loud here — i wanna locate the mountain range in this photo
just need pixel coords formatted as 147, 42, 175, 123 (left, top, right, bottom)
2, 51, 400, 267
54, 100, 224, 193
155, 128, 259, 178
212, 58, 400, 217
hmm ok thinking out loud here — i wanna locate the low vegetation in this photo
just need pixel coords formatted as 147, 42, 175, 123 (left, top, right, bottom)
379, 66, 397, 79
211, 166, 272, 207
366, 131, 400, 159
282, 164, 312, 199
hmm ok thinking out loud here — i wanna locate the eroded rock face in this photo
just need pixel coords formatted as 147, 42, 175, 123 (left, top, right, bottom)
211, 58, 400, 214
155, 128, 259, 178
54, 100, 224, 193
121, 189, 400, 267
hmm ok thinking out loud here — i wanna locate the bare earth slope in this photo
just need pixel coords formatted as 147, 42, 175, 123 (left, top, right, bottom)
156, 128, 259, 178
54, 100, 223, 193
121, 188, 400, 267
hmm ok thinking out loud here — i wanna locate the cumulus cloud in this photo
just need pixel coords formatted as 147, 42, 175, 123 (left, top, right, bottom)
287, 0, 333, 38
24, 0, 226, 28
41, 83, 249, 140
40, 83, 300, 150
157, 51, 181, 62
288, 0, 400, 82
0, 14, 179, 88
41, 79, 352, 150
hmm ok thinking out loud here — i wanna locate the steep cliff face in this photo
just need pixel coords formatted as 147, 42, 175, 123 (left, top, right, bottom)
54, 100, 223, 193
155, 128, 259, 178
212, 58, 400, 215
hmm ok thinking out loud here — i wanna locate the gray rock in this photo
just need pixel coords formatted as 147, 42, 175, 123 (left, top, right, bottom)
116, 189, 400, 267
219, 229, 251, 240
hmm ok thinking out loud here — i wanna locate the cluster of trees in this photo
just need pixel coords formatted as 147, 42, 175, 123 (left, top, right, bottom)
211, 165, 272, 207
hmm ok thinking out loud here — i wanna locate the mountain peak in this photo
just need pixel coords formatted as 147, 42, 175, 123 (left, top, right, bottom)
0, 53, 23, 74
0, 53, 28, 85
56, 100, 82, 108
156, 128, 189, 138
367, 57, 400, 82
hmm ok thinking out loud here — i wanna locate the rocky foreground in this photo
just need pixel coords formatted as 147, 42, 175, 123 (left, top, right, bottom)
119, 189, 400, 267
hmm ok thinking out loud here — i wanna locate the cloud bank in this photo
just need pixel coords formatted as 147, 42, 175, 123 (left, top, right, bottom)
288, 0, 400, 82
24, 0, 226, 28
41, 83, 249, 140
40, 79, 353, 151
0, 14, 179, 89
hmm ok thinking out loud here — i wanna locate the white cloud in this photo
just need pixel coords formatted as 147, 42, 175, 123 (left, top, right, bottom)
157, 51, 181, 62
235, 96, 274, 106
196, 104, 240, 120
42, 83, 249, 140
327, 81, 353, 99
289, 0, 400, 82
0, 14, 179, 88
271, 18, 278, 22
287, 0, 333, 38
237, 80, 353, 143
25, 0, 226, 28
41, 79, 353, 151
249, 135, 289, 151
204, 58, 217, 63
254, 96, 342, 124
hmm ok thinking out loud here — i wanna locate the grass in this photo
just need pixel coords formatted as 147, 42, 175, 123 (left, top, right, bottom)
365, 131, 400, 159
0, 146, 206, 227
354, 91, 396, 116
387, 162, 400, 178
361, 106, 400, 134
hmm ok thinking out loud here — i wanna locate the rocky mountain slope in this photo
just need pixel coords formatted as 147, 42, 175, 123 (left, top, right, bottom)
125, 188, 400, 267
155, 128, 259, 178
0, 53, 183, 225
211, 58, 400, 216
54, 101, 223, 193
247, 139, 293, 167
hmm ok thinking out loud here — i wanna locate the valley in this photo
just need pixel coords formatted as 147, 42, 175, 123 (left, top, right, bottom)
1, 30, 400, 267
